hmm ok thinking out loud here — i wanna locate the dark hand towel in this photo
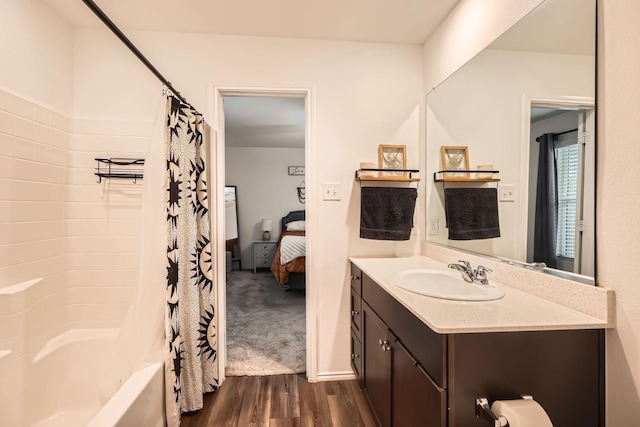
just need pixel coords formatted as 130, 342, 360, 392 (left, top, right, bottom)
360, 187, 417, 241
445, 188, 500, 240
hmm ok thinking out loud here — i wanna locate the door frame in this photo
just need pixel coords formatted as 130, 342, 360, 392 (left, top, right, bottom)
208, 85, 317, 384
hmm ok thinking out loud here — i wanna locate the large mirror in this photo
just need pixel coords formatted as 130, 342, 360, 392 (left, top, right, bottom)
425, 0, 596, 283
225, 186, 241, 270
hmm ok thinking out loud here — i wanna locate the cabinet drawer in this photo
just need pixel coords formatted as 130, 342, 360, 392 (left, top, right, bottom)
350, 264, 362, 295
350, 287, 362, 335
255, 244, 276, 257
254, 258, 272, 268
362, 272, 447, 388
350, 329, 363, 386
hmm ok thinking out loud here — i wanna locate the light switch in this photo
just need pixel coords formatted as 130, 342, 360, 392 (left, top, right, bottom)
499, 184, 516, 202
322, 183, 341, 201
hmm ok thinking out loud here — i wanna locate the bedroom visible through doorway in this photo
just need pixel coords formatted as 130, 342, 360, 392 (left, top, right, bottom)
222, 94, 307, 377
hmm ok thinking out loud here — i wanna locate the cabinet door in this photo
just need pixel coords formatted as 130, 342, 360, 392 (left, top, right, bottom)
351, 329, 363, 387
350, 287, 362, 335
363, 302, 392, 427
392, 340, 446, 427
351, 264, 362, 295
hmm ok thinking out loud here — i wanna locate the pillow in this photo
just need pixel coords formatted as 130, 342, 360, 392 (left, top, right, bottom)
286, 220, 306, 231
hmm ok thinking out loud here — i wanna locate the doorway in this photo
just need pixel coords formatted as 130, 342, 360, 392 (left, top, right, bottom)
211, 87, 315, 383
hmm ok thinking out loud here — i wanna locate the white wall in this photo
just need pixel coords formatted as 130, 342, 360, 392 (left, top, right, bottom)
425, 49, 593, 260
424, 0, 640, 423
598, 0, 640, 423
226, 147, 305, 269
73, 28, 424, 378
0, 0, 74, 115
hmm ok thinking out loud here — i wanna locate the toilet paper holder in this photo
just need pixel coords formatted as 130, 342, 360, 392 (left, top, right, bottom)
475, 395, 533, 426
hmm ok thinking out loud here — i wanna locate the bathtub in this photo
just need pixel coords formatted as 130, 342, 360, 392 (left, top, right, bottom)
20, 329, 164, 427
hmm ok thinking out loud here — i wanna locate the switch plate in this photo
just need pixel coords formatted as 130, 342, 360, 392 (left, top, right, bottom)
428, 217, 439, 235
322, 183, 341, 201
499, 184, 516, 202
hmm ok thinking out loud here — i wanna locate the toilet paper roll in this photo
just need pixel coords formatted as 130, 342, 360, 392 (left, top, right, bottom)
491, 399, 553, 427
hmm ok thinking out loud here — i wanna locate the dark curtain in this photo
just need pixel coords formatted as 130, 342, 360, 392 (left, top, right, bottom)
533, 133, 558, 268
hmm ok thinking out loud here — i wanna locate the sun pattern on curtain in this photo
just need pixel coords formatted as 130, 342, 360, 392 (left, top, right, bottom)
164, 95, 218, 423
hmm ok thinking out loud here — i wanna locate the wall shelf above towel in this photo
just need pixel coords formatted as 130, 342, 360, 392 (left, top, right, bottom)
355, 168, 420, 182
434, 170, 500, 183
95, 158, 145, 183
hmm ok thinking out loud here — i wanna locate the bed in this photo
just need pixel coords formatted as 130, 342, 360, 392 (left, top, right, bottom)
270, 210, 306, 289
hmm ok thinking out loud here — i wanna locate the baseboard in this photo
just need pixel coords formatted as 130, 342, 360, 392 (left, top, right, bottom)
315, 371, 356, 382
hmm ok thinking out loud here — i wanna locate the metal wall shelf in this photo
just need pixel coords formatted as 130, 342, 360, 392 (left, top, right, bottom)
355, 168, 420, 182
433, 169, 500, 183
95, 158, 145, 183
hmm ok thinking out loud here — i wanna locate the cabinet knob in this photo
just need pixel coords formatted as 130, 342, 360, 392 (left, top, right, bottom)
351, 353, 360, 359
379, 340, 392, 352
350, 275, 360, 281
351, 310, 359, 316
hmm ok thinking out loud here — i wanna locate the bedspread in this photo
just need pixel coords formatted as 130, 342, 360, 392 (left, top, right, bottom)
271, 230, 305, 284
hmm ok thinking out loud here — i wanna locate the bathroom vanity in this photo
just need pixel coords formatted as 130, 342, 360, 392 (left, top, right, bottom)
349, 257, 608, 427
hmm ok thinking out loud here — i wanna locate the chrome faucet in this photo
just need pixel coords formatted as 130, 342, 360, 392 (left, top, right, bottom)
448, 260, 493, 285
474, 265, 492, 285
447, 260, 475, 282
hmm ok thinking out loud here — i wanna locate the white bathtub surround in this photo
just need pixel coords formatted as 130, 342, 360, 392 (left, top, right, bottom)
88, 362, 164, 427
163, 96, 219, 426
0, 88, 163, 426
350, 255, 612, 334
1, 328, 162, 427
99, 96, 167, 406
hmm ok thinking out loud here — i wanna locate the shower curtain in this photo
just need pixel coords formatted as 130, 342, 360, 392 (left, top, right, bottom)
100, 96, 168, 402
164, 95, 218, 426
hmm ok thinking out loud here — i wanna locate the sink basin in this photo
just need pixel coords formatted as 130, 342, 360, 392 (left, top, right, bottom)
390, 269, 505, 301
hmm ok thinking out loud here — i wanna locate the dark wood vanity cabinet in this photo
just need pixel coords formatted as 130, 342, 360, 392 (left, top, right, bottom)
349, 263, 604, 427
363, 301, 446, 427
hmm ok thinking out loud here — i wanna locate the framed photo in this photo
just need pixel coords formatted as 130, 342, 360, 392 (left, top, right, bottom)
378, 144, 407, 177
440, 146, 470, 178
288, 166, 305, 176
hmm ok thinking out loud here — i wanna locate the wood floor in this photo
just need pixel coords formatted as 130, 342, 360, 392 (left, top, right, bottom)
181, 374, 377, 427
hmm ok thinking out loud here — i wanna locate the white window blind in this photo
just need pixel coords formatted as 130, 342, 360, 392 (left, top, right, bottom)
556, 142, 579, 258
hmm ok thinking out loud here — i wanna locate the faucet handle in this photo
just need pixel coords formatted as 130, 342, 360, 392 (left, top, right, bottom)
458, 260, 472, 270
475, 265, 493, 275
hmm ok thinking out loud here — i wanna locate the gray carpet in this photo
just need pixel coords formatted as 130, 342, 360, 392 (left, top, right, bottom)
226, 270, 306, 376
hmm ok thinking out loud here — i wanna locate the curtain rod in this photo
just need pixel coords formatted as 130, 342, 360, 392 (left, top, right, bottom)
536, 128, 579, 142
555, 128, 578, 136
81, 0, 192, 109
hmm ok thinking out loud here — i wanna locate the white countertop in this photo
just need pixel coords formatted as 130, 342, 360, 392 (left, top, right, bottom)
350, 256, 609, 334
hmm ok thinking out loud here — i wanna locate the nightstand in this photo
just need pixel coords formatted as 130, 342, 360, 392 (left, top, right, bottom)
253, 241, 277, 273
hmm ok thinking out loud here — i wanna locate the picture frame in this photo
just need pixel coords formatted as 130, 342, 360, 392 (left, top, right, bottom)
440, 146, 470, 178
378, 144, 407, 177
288, 166, 305, 176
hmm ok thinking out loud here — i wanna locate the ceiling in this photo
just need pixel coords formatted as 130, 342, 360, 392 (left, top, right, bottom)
223, 97, 305, 148
43, 0, 459, 45
489, 0, 594, 55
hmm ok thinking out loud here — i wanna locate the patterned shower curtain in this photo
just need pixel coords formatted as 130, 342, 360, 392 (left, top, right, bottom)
164, 95, 218, 425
